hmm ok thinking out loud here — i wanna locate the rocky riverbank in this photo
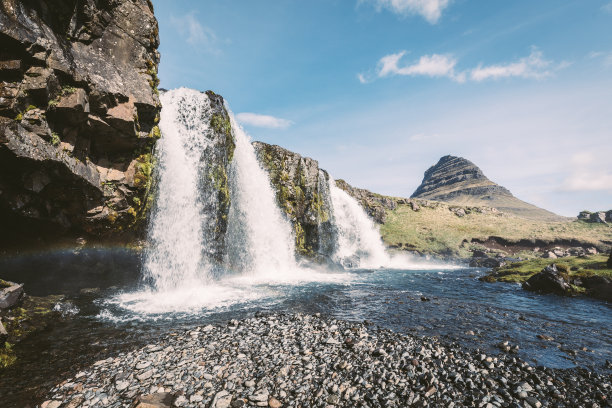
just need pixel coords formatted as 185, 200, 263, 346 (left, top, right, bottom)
41, 313, 610, 408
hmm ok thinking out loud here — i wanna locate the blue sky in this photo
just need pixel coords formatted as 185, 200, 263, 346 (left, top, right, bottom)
153, 0, 612, 216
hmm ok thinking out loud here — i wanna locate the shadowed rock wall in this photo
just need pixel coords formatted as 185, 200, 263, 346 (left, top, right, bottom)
0, 0, 161, 245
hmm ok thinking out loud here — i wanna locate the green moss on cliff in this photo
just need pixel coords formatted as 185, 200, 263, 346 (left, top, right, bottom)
294, 222, 310, 255
210, 112, 235, 161
312, 191, 329, 223
211, 164, 231, 218
149, 125, 161, 140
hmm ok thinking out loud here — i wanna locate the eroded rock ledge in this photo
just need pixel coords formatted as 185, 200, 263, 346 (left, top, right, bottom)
0, 0, 161, 245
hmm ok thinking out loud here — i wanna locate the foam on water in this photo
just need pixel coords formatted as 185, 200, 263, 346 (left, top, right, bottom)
101, 88, 451, 317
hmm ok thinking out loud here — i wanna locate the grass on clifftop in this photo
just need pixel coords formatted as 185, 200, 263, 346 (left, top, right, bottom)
380, 202, 612, 258
481, 254, 612, 283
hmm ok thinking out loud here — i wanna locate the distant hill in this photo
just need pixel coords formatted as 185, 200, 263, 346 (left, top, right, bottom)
411, 155, 563, 221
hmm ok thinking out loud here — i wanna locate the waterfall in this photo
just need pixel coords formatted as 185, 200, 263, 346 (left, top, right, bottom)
225, 112, 298, 276
142, 88, 216, 290
316, 169, 337, 257
329, 178, 391, 268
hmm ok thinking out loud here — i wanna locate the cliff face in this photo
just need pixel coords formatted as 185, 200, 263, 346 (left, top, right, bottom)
0, 0, 161, 245
253, 142, 334, 259
334, 179, 397, 224
411, 155, 562, 221
200, 91, 234, 262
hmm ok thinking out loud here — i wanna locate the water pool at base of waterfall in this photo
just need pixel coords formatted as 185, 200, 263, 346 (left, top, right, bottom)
0, 248, 610, 405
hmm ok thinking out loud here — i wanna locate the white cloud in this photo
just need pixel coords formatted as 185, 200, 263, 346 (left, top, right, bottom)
589, 50, 612, 67
561, 152, 612, 192
236, 113, 293, 129
357, 73, 369, 84
603, 1, 612, 13
170, 12, 218, 51
563, 173, 612, 192
376, 51, 464, 81
361, 48, 563, 84
364, 0, 452, 24
470, 48, 552, 81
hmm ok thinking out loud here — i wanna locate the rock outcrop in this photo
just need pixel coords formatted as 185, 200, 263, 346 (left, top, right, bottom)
578, 210, 611, 224
522, 264, 571, 295
0, 0, 161, 245
334, 179, 397, 224
411, 155, 562, 221
253, 142, 334, 258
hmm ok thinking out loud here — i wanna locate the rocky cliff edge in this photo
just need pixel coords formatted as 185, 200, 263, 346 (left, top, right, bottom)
0, 0, 161, 246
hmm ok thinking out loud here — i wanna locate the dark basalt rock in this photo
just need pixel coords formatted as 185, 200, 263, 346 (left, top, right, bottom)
522, 264, 571, 295
0, 280, 24, 309
0, 0, 161, 246
253, 142, 335, 258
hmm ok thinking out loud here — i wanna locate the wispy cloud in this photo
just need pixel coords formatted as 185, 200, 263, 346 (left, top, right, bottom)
561, 152, 612, 192
602, 1, 612, 13
362, 0, 452, 24
364, 51, 464, 82
170, 12, 218, 52
470, 48, 552, 81
236, 113, 293, 129
589, 50, 612, 67
359, 48, 561, 83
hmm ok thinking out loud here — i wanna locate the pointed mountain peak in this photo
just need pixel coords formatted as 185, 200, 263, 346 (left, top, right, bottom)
411, 155, 562, 221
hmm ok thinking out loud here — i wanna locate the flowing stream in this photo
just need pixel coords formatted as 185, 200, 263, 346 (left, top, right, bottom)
0, 87, 610, 405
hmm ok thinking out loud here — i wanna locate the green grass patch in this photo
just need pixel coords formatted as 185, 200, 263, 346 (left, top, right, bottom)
380, 202, 612, 258
486, 255, 612, 283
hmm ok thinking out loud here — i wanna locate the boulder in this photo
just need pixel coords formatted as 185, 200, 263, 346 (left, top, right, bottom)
522, 264, 571, 295
0, 281, 24, 309
469, 257, 506, 268
472, 250, 487, 258
577, 210, 591, 221
589, 212, 607, 224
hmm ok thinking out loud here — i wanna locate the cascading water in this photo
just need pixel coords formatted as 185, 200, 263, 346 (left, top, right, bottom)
329, 178, 391, 268
101, 87, 443, 317
225, 112, 298, 276
316, 169, 337, 257
142, 88, 216, 290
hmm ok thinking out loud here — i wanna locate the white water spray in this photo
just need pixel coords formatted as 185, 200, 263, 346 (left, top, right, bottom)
329, 179, 391, 268
142, 88, 214, 290
225, 112, 298, 276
